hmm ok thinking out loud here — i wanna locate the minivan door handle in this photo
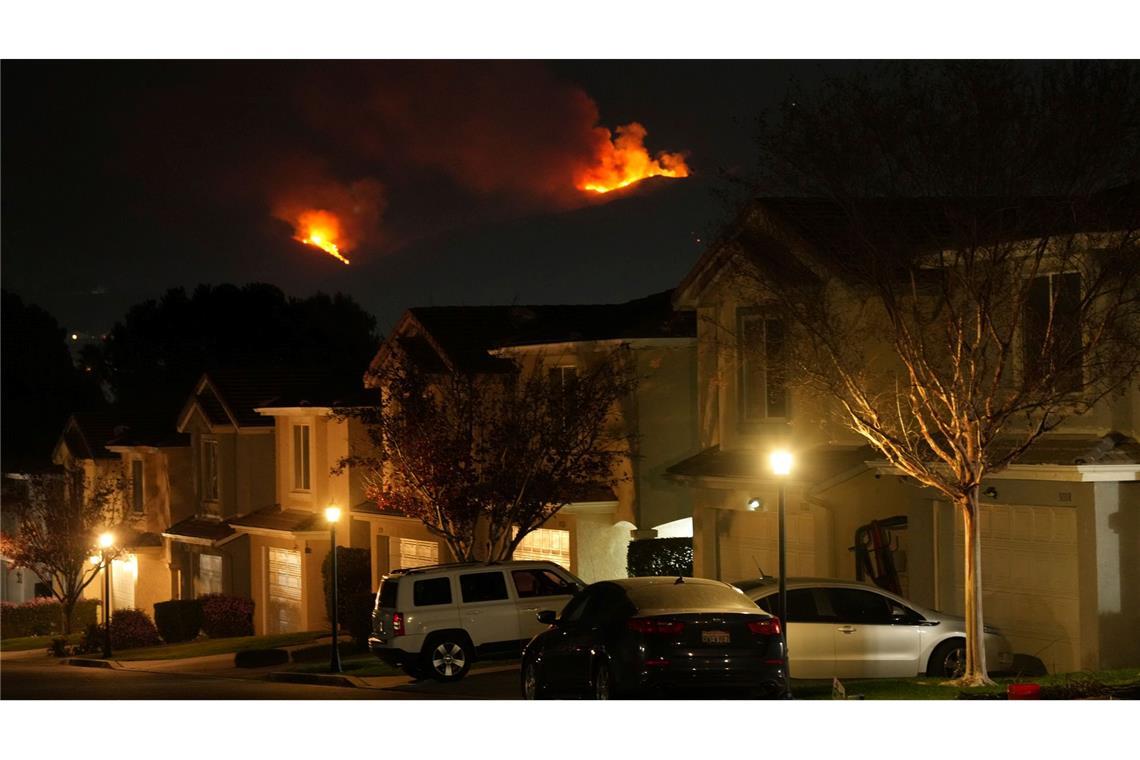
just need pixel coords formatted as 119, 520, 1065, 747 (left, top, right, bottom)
837, 625, 857, 634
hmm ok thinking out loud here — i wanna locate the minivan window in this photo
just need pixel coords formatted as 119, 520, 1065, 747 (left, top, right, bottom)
414, 577, 453, 607
378, 578, 399, 608
459, 571, 509, 603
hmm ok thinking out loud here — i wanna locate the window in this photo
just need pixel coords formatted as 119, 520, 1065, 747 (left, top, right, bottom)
202, 440, 219, 501
196, 554, 223, 596
130, 459, 144, 514
398, 538, 439, 570
738, 310, 788, 422
413, 577, 453, 607
459, 571, 509, 603
548, 365, 578, 391
1024, 272, 1082, 393
512, 528, 571, 570
758, 588, 836, 623
292, 424, 311, 490
827, 588, 894, 624
511, 569, 578, 598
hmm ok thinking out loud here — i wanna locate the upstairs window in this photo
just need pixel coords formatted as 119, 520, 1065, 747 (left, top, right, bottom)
292, 424, 311, 491
1024, 272, 1082, 393
738, 310, 789, 422
130, 459, 144, 514
548, 365, 578, 391
202, 440, 219, 501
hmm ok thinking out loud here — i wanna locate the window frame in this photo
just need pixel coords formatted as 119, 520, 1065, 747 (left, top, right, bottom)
292, 423, 312, 492
201, 438, 220, 503
1021, 270, 1084, 395
736, 307, 790, 426
130, 458, 145, 514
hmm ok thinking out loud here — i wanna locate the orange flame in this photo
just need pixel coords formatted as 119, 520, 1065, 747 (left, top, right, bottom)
293, 210, 350, 265
577, 122, 690, 194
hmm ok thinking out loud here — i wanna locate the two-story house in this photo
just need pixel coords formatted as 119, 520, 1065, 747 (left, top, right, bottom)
365, 290, 699, 584
669, 196, 1140, 672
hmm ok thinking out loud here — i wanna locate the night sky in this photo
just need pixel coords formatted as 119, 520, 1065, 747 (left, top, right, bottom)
2, 61, 847, 337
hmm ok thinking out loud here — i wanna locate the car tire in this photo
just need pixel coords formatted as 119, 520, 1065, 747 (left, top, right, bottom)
928, 639, 966, 678
521, 658, 546, 700
591, 661, 617, 700
422, 634, 472, 682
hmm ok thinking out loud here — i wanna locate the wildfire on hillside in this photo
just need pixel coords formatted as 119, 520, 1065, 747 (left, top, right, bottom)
292, 209, 350, 264
576, 122, 690, 194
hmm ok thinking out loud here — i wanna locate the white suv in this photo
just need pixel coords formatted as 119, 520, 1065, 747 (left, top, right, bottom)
369, 560, 584, 682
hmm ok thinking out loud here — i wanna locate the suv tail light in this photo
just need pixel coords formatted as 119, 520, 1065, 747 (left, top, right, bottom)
628, 618, 685, 636
392, 611, 405, 637
747, 618, 781, 636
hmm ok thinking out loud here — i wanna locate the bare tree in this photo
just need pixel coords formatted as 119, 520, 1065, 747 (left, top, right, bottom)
728, 62, 1140, 685
1, 469, 125, 634
338, 347, 637, 562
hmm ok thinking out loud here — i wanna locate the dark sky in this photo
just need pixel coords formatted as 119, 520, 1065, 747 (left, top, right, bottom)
2, 60, 845, 338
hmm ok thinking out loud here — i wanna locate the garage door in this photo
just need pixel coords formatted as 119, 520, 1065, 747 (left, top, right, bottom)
267, 548, 302, 634
397, 538, 439, 570
718, 509, 819, 583
948, 503, 1079, 673
513, 528, 572, 570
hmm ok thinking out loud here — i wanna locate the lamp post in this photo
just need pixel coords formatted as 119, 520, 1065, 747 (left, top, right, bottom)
325, 505, 342, 674
97, 532, 114, 658
769, 449, 793, 697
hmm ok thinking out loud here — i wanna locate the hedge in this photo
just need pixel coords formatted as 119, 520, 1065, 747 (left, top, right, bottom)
198, 594, 255, 638
627, 537, 694, 578
321, 547, 372, 649
0, 597, 100, 638
154, 599, 204, 643
78, 608, 161, 652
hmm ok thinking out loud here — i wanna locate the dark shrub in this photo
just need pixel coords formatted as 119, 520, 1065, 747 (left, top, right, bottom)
0, 597, 99, 638
78, 622, 105, 654
321, 547, 372, 627
343, 591, 375, 651
198, 594, 254, 638
154, 599, 203, 643
627, 537, 694, 577
110, 608, 161, 649
47, 636, 71, 657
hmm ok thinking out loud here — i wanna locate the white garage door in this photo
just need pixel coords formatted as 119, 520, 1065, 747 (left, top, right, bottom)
513, 528, 572, 570
718, 509, 819, 583
267, 548, 302, 634
949, 503, 1079, 673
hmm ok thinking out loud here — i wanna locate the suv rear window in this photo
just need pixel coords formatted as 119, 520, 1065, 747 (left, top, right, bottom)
377, 578, 399, 608
459, 571, 509, 603
413, 577, 453, 607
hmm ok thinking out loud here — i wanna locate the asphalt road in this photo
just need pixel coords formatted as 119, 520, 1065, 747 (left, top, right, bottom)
0, 658, 521, 700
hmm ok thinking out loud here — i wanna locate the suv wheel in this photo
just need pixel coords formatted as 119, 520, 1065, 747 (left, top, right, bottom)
423, 635, 472, 682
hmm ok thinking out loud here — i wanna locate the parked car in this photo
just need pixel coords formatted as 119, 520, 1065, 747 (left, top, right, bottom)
520, 576, 787, 699
368, 560, 583, 682
732, 577, 1014, 679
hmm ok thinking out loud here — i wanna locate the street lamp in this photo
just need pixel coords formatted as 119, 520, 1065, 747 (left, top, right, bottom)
768, 449, 793, 697
324, 505, 342, 674
97, 531, 114, 658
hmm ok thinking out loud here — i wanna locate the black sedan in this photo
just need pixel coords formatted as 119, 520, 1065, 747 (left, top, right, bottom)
520, 576, 786, 699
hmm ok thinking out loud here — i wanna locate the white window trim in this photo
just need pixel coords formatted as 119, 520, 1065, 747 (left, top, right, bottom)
201, 438, 220, 504
1017, 270, 1086, 394
737, 309, 790, 424
130, 457, 145, 514
292, 423, 312, 493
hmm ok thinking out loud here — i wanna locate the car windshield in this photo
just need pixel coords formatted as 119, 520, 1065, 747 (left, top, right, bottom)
625, 582, 758, 613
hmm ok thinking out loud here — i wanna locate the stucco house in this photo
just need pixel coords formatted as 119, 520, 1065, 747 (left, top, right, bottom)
366, 290, 700, 584
668, 196, 1139, 672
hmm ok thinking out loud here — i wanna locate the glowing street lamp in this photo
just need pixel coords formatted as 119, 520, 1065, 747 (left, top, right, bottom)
325, 506, 343, 674
97, 532, 115, 658
769, 449, 793, 697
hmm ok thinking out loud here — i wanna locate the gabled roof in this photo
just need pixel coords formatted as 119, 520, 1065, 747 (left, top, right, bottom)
229, 505, 326, 534
377, 290, 695, 374
53, 411, 121, 462
177, 367, 365, 431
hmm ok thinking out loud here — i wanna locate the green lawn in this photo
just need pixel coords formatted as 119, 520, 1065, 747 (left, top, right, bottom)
792, 668, 1140, 700
111, 631, 326, 661
0, 633, 82, 652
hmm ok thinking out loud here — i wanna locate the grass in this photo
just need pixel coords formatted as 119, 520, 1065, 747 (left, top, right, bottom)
0, 633, 82, 652
110, 630, 326, 661
791, 668, 1140, 700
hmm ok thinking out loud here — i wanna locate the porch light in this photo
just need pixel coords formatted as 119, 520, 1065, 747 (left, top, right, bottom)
747, 498, 762, 512
324, 505, 342, 524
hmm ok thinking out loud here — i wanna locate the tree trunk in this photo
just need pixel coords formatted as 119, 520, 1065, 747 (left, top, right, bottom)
60, 593, 77, 636
952, 488, 994, 686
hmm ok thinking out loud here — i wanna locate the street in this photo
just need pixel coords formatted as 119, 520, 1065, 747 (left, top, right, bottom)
0, 657, 521, 700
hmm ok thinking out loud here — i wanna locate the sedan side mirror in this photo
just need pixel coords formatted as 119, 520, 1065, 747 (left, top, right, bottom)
537, 610, 558, 625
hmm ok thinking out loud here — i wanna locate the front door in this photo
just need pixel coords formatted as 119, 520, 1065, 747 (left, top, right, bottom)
828, 587, 921, 677
267, 548, 302, 634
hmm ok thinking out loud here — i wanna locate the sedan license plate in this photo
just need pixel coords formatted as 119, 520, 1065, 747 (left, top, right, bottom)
701, 630, 730, 645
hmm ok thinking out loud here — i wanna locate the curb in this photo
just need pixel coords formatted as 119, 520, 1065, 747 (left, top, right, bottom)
62, 657, 119, 670
267, 671, 364, 688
